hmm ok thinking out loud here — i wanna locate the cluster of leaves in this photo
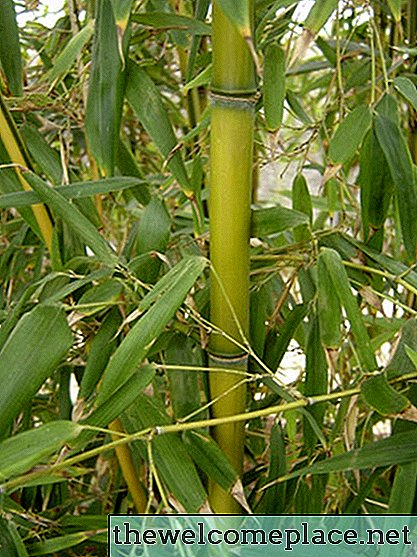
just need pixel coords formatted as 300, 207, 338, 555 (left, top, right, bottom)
1, 0, 417, 554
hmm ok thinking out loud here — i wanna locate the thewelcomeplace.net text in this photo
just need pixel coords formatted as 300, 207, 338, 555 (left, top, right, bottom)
111, 520, 412, 552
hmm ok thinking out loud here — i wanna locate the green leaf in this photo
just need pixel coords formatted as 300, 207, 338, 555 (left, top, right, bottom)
0, 421, 82, 482
283, 431, 417, 480
387, 0, 402, 22
0, 0, 22, 96
0, 176, 146, 208
251, 205, 309, 237
263, 44, 285, 132
85, 0, 126, 175
292, 173, 312, 242
183, 429, 238, 492
329, 105, 372, 164
123, 394, 208, 513
166, 333, 202, 420
136, 196, 171, 282
28, 532, 98, 556
319, 247, 377, 371
0, 305, 73, 438
374, 114, 417, 258
389, 462, 417, 513
77, 279, 123, 316
132, 12, 210, 35
393, 76, 417, 111
23, 172, 117, 267
361, 373, 410, 415
304, 312, 328, 449
47, 21, 94, 87
126, 62, 190, 190
304, 0, 338, 34
96, 256, 207, 405
317, 254, 341, 348
77, 365, 155, 445
79, 308, 122, 400
358, 128, 394, 234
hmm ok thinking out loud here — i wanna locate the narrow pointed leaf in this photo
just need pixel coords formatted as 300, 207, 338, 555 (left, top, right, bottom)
0, 0, 22, 95
0, 421, 83, 482
389, 462, 417, 513
283, 431, 417, 480
304, 0, 338, 34
23, 172, 116, 266
251, 205, 309, 237
132, 12, 211, 35
317, 254, 341, 348
375, 114, 417, 258
320, 248, 377, 371
126, 62, 190, 190
387, 0, 402, 22
361, 373, 410, 415
123, 394, 208, 513
183, 429, 238, 491
0, 306, 73, 438
96, 256, 207, 404
85, 0, 126, 175
264, 44, 285, 131
47, 21, 94, 87
329, 105, 372, 164
393, 76, 417, 112
0, 176, 146, 208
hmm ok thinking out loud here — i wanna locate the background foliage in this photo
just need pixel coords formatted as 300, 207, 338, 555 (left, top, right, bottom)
2, 0, 417, 553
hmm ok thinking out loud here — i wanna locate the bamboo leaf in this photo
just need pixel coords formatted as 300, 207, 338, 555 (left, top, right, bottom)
28, 532, 98, 556
47, 21, 94, 87
282, 431, 417, 480
374, 114, 417, 258
251, 205, 309, 237
0, 306, 73, 438
166, 333, 202, 420
304, 0, 338, 35
388, 462, 417, 513
0, 421, 82, 482
361, 373, 410, 415
393, 76, 417, 111
96, 256, 207, 405
358, 128, 394, 234
85, 0, 126, 175
183, 429, 238, 491
387, 0, 402, 22
78, 365, 155, 442
319, 247, 377, 371
77, 279, 123, 316
126, 62, 190, 190
317, 254, 341, 348
132, 12, 211, 35
79, 308, 122, 400
123, 394, 208, 513
0, 176, 146, 208
23, 172, 117, 266
263, 44, 285, 131
292, 173, 312, 242
136, 196, 171, 283
0, 0, 22, 96
304, 312, 328, 449
329, 105, 372, 164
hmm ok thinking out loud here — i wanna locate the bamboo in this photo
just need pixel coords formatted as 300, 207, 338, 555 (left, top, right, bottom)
208, 1, 256, 513
0, 94, 53, 252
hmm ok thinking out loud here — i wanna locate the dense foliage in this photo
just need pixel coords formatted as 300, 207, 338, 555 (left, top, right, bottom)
1, 0, 417, 553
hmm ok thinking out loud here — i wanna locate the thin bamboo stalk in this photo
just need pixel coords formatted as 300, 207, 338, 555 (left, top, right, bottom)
0, 94, 53, 252
208, 1, 256, 513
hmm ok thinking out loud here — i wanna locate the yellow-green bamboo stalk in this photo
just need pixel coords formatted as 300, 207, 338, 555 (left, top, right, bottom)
110, 418, 147, 513
0, 94, 53, 252
209, 1, 256, 513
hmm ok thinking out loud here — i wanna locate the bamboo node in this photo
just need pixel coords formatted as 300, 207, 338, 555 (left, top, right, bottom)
210, 92, 258, 109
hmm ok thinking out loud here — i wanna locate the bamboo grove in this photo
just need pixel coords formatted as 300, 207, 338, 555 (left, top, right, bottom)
2, 0, 417, 552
